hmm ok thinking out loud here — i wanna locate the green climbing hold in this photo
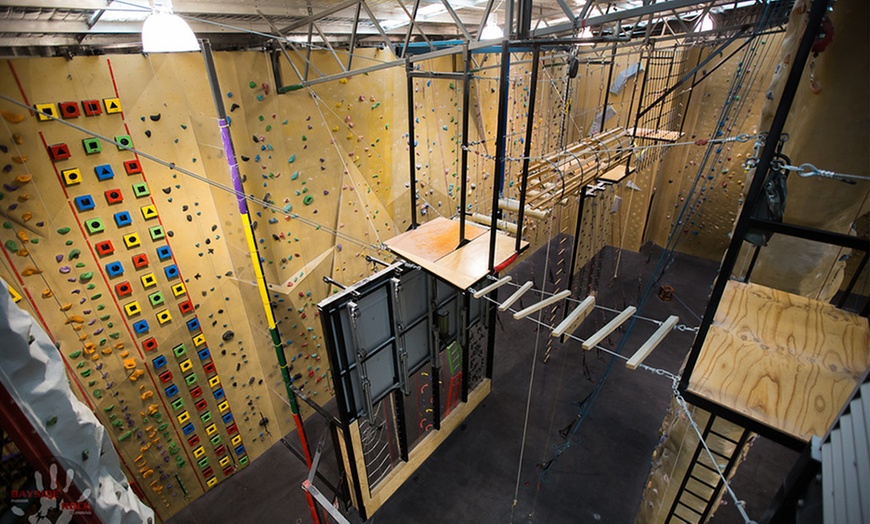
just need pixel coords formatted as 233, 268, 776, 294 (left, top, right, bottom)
283, 203, 292, 213
288, 154, 296, 163
80, 369, 91, 377
30, 238, 38, 244
4, 240, 17, 251
91, 293, 102, 300
291, 171, 299, 180
249, 81, 257, 88
76, 361, 85, 369
93, 389, 102, 399
109, 332, 120, 339
79, 271, 93, 283
303, 195, 314, 206
68, 248, 81, 260
75, 262, 85, 268
118, 430, 133, 441
371, 102, 380, 109
103, 405, 114, 412
2, 222, 11, 229
57, 227, 70, 234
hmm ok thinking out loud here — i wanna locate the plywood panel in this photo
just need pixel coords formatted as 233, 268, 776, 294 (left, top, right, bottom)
688, 281, 870, 441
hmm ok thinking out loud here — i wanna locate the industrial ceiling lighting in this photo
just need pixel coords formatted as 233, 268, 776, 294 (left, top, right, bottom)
480, 14, 504, 40
697, 14, 714, 33
142, 0, 200, 53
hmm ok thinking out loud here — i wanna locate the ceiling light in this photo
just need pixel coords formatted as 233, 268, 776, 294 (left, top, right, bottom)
142, 0, 200, 53
697, 14, 714, 33
480, 15, 504, 40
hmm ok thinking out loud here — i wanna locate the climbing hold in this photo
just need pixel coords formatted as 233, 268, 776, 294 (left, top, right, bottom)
303, 195, 314, 206
150, 114, 161, 121
1, 110, 24, 123
222, 330, 234, 341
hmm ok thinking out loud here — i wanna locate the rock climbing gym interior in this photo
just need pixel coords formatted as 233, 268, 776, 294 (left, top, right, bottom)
0, 0, 867, 522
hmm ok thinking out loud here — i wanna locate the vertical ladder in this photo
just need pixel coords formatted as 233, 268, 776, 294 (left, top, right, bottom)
665, 414, 751, 523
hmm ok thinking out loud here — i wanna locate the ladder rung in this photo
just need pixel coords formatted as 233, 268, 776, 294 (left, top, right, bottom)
678, 502, 703, 516
689, 475, 718, 490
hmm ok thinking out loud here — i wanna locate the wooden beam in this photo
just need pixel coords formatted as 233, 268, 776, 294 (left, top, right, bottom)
582, 306, 636, 350
626, 315, 679, 370
472, 276, 512, 298
498, 281, 534, 312
513, 290, 572, 320
551, 296, 596, 337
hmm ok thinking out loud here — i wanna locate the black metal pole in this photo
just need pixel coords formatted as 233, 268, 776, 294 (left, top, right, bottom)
515, 46, 540, 252
599, 44, 617, 134
407, 58, 419, 229
838, 251, 869, 309
489, 40, 512, 270
562, 187, 587, 339
459, 45, 472, 248
679, 0, 833, 392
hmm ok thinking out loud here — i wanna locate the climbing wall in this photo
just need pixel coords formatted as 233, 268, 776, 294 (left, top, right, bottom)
645, 34, 784, 260
0, 53, 306, 520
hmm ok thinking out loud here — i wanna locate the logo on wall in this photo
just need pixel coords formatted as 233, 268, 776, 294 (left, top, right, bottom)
7, 458, 95, 523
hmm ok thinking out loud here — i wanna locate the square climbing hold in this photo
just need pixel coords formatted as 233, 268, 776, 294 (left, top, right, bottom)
188, 434, 201, 448
59, 101, 80, 119
209, 435, 222, 447
186, 317, 200, 332
178, 299, 194, 315
163, 264, 179, 280
156, 309, 172, 324
142, 337, 158, 352
197, 347, 211, 361
94, 164, 115, 181
217, 401, 229, 413
103, 98, 122, 114
73, 195, 95, 212
114, 281, 132, 298
156, 245, 172, 261
140, 205, 158, 220
164, 384, 179, 398
140, 273, 157, 288
202, 361, 215, 375
200, 411, 212, 424
132, 319, 149, 334
152, 355, 167, 370
131, 182, 149, 198
95, 240, 114, 257
149, 225, 165, 241
105, 261, 124, 277
208, 376, 221, 388
171, 398, 184, 410
124, 301, 141, 317
113, 211, 132, 228
148, 291, 164, 307
221, 412, 233, 425
122, 232, 141, 248
34, 103, 58, 121
192, 333, 206, 347
190, 386, 203, 398
84, 217, 104, 234
104, 189, 123, 204
180, 358, 193, 373
159, 370, 173, 383
196, 399, 209, 412
81, 100, 102, 116
173, 343, 187, 358
82, 137, 102, 155
62, 168, 83, 186
185, 373, 198, 386
115, 135, 133, 151
48, 143, 71, 162
123, 159, 141, 175
213, 387, 225, 401
171, 282, 186, 297
132, 253, 149, 269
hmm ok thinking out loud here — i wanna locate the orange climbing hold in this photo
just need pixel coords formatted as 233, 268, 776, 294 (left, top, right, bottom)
123, 358, 137, 369
17, 230, 28, 242
41, 289, 52, 298
1, 110, 24, 123
11, 155, 26, 164
15, 174, 31, 184
65, 315, 84, 324
21, 212, 32, 222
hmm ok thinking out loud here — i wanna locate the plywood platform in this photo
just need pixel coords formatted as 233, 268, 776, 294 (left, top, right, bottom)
385, 217, 526, 289
598, 163, 634, 183
628, 127, 683, 141
687, 281, 870, 442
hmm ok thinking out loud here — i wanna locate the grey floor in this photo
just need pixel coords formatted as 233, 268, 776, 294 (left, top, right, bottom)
168, 241, 799, 524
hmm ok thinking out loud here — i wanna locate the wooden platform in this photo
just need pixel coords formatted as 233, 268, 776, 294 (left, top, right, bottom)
385, 217, 527, 289
628, 127, 683, 141
598, 162, 634, 183
687, 281, 870, 442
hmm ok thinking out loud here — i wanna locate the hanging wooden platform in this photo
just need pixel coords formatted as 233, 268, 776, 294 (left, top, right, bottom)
598, 162, 635, 183
628, 127, 684, 141
687, 281, 870, 442
385, 217, 527, 289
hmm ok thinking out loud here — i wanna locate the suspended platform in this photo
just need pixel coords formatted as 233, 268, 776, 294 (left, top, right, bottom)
687, 281, 870, 442
385, 217, 527, 289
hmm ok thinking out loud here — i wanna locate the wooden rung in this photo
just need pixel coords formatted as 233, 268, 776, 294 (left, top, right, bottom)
551, 296, 596, 337
626, 315, 679, 370
582, 306, 636, 350
472, 276, 512, 299
513, 290, 572, 320
499, 281, 534, 312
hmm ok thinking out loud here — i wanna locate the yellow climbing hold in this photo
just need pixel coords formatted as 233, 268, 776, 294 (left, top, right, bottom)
123, 358, 136, 369
12, 155, 26, 164
21, 266, 41, 276
65, 315, 84, 324
42, 289, 52, 298
1, 110, 24, 123
15, 174, 31, 184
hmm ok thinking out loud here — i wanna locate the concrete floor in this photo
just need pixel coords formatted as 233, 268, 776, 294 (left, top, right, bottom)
167, 242, 798, 524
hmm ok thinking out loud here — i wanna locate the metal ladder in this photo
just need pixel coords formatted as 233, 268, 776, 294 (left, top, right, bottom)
665, 414, 751, 523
